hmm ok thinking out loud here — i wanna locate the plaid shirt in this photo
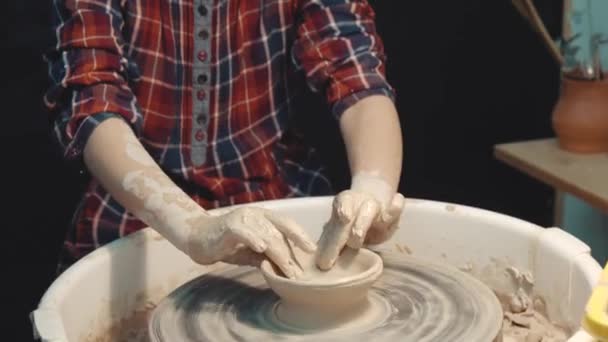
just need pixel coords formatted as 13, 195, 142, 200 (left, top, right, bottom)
45, 0, 394, 266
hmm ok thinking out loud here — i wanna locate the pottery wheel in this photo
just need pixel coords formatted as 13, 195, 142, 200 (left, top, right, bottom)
149, 251, 503, 341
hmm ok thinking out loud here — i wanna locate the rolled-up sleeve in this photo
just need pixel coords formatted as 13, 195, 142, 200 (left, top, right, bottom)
292, 0, 395, 119
44, 0, 143, 159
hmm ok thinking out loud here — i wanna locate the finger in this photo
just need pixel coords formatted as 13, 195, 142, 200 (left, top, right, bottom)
380, 193, 405, 224
334, 192, 355, 223
347, 199, 380, 249
372, 194, 405, 245
363, 228, 381, 245
263, 234, 303, 279
222, 247, 266, 268
263, 210, 316, 253
246, 215, 303, 279
316, 218, 353, 270
383, 220, 401, 241
229, 222, 268, 254
365, 220, 400, 245
365, 195, 405, 246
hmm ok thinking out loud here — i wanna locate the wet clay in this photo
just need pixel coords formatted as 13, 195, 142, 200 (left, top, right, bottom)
148, 251, 503, 341
85, 255, 573, 342
99, 301, 552, 342
458, 260, 572, 342
260, 247, 383, 330
268, 246, 380, 283
499, 294, 570, 342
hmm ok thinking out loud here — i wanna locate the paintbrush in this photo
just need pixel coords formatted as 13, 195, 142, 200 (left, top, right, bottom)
511, 0, 564, 65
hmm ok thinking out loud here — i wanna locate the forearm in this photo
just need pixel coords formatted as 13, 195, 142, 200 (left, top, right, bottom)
83, 117, 205, 252
339, 95, 403, 205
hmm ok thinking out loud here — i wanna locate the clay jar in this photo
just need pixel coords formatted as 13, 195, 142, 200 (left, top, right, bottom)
552, 75, 608, 153
260, 247, 383, 331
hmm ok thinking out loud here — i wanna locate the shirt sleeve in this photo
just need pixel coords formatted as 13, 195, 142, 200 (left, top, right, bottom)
292, 0, 396, 119
44, 0, 143, 159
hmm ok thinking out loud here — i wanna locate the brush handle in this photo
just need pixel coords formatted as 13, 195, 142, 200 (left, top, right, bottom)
512, 0, 564, 65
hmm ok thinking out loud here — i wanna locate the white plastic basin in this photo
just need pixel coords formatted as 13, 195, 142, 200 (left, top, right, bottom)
31, 197, 603, 341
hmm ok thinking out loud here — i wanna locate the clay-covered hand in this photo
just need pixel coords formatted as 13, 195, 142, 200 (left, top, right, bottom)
187, 207, 316, 279
316, 177, 405, 270
82, 118, 316, 279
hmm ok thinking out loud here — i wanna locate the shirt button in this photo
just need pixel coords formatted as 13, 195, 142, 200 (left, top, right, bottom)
194, 129, 206, 142
197, 50, 208, 62
197, 74, 208, 84
196, 114, 208, 125
198, 30, 209, 40
198, 5, 208, 16
196, 89, 206, 101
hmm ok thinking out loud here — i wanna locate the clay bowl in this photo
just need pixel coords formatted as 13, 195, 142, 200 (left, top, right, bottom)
260, 247, 383, 330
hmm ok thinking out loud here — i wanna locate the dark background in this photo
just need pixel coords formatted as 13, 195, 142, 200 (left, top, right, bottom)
5, 0, 562, 340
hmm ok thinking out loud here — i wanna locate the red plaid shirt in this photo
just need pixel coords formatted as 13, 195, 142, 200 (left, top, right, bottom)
45, 0, 394, 267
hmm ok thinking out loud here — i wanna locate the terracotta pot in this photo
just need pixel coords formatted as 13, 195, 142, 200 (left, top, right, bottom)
552, 75, 608, 153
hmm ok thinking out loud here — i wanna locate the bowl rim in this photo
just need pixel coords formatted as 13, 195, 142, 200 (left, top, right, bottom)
260, 248, 384, 289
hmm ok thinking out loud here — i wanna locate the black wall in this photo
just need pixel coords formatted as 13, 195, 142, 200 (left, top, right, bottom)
371, 0, 561, 222
5, 1, 562, 340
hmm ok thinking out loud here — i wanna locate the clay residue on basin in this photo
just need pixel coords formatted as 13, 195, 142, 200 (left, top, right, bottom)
84, 306, 154, 342
498, 294, 570, 342
458, 259, 572, 342
82, 263, 212, 342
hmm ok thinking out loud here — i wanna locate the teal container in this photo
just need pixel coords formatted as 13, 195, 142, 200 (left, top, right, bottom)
559, 0, 608, 79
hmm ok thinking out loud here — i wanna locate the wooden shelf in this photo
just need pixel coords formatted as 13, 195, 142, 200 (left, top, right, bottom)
494, 138, 608, 213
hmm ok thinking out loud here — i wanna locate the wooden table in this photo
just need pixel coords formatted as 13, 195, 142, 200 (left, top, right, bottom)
494, 138, 608, 215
